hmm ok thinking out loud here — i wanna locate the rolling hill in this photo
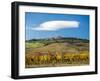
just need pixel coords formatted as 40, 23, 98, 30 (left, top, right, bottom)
26, 37, 89, 54
25, 37, 89, 68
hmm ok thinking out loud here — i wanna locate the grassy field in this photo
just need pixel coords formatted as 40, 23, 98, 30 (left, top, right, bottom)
25, 37, 89, 68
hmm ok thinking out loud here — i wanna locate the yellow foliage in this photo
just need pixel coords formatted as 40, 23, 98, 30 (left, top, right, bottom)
56, 52, 62, 60
25, 50, 89, 66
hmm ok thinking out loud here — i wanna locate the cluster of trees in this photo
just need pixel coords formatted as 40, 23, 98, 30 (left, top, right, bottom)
25, 51, 89, 66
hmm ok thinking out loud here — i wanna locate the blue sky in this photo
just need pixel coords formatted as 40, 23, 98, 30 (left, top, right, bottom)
25, 12, 89, 40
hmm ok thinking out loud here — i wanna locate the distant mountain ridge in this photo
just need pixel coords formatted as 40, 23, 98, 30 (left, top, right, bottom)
26, 36, 89, 42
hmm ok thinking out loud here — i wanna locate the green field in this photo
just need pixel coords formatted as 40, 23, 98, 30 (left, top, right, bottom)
25, 37, 89, 68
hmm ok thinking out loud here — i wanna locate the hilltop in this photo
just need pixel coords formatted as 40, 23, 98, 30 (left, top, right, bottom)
26, 37, 89, 55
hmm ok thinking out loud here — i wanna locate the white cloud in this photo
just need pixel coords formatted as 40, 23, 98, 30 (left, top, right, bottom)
32, 20, 80, 31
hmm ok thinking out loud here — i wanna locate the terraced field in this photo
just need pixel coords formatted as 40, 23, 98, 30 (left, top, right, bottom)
25, 37, 89, 68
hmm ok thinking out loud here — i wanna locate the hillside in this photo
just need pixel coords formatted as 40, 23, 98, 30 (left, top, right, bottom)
25, 37, 89, 68
26, 37, 89, 54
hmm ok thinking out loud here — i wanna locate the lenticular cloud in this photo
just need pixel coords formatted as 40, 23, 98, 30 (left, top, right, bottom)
32, 20, 80, 31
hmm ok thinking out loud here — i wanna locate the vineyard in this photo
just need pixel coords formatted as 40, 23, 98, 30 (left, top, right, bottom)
25, 37, 89, 68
